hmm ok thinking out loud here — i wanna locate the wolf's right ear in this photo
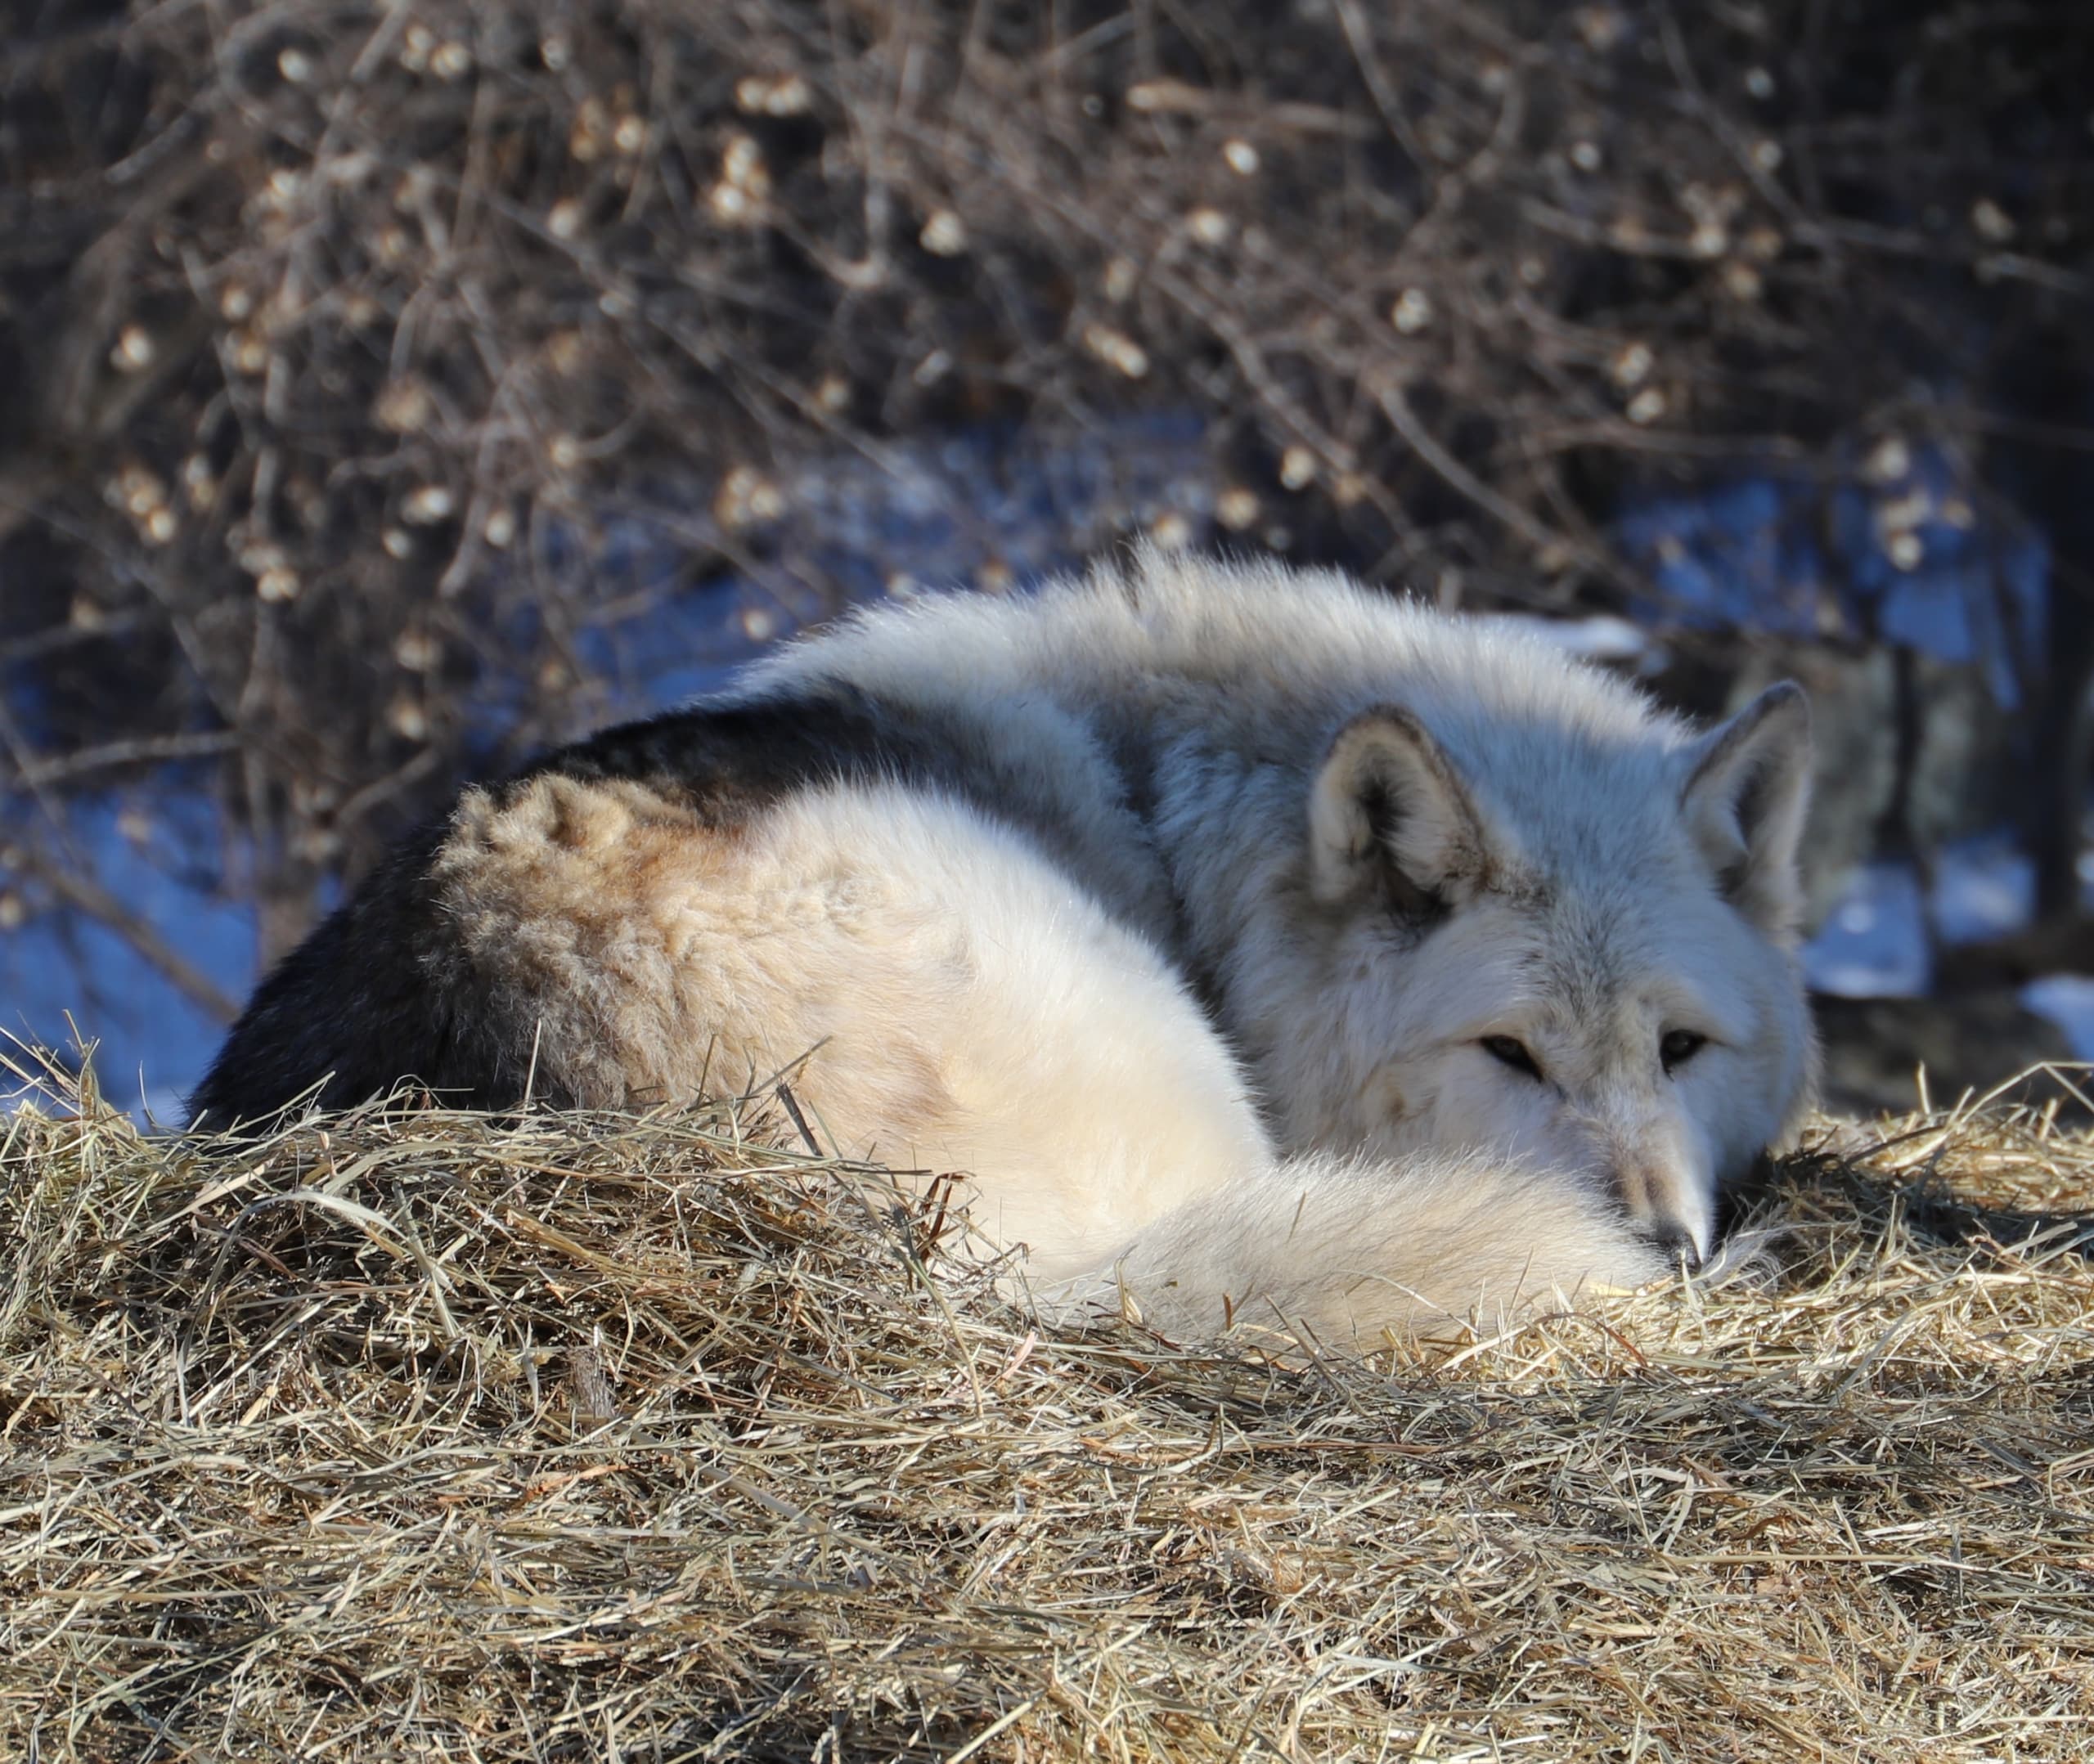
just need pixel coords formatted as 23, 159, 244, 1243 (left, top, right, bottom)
1308, 707, 1504, 909
1681, 681, 1813, 937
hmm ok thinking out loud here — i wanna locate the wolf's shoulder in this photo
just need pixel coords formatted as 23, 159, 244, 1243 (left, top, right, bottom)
500, 686, 973, 829
738, 548, 1679, 754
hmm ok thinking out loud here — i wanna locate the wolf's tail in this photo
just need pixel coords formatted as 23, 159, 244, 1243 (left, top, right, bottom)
1038, 1151, 1670, 1350
186, 819, 527, 1129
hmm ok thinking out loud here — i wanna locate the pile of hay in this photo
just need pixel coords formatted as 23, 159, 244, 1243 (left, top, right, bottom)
6, 1075, 2094, 1762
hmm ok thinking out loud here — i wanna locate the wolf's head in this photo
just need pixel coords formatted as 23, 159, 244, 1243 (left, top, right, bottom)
1284, 680, 1818, 1267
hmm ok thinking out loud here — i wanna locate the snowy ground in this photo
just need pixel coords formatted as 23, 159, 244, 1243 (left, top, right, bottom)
1804, 837, 2094, 1055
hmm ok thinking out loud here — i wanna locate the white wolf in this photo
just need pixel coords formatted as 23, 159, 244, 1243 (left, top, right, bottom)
192, 549, 1818, 1348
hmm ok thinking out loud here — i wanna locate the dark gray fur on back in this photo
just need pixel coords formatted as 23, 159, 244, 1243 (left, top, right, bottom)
187, 685, 1097, 1128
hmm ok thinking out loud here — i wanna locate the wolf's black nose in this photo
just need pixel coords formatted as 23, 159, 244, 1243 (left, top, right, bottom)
1650, 1225, 1703, 1274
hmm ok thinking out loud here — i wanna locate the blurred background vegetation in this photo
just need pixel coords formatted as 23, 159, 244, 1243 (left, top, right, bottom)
2, 0, 2091, 1115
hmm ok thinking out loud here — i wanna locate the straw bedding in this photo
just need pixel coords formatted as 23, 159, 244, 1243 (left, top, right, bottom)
6, 1071, 2094, 1762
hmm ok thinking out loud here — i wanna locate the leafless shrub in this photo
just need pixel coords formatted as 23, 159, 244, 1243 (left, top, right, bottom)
1, 2, 2087, 985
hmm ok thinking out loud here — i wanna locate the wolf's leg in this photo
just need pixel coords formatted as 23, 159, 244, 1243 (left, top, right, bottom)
1043, 1151, 1669, 1348
438, 775, 1275, 1279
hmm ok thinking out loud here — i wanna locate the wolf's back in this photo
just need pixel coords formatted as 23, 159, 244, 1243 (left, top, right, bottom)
186, 685, 1060, 1129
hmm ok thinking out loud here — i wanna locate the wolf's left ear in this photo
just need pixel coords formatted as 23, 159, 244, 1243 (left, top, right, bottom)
1681, 682, 1813, 936
1309, 707, 1505, 910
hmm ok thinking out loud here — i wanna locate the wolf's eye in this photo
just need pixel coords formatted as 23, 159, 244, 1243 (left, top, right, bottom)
1481, 1035, 1544, 1081
1660, 1030, 1708, 1073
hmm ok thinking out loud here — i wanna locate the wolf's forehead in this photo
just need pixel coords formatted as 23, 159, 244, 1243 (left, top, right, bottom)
1487, 752, 1695, 882
1519, 878, 1729, 1017
1437, 708, 1686, 829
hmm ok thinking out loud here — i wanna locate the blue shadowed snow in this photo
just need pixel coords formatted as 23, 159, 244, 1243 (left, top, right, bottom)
2020, 976, 2094, 1062
1802, 862, 1933, 998
1802, 829, 2087, 999
577, 415, 1221, 707
1618, 443, 2047, 703
1618, 477, 1820, 637
3, 788, 257, 1124
1802, 831, 2094, 1060
1930, 831, 2036, 947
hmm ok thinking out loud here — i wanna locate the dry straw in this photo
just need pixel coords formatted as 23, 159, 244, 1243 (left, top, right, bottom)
5, 1061, 2094, 1762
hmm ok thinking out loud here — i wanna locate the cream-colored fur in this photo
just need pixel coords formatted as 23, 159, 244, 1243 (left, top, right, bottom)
405, 550, 1816, 1347
436, 772, 1668, 1342
438, 778, 1266, 1279
1041, 1151, 1669, 1348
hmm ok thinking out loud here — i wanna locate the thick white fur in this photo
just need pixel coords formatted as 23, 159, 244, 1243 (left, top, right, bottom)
447, 550, 1816, 1346
1040, 1151, 1670, 1347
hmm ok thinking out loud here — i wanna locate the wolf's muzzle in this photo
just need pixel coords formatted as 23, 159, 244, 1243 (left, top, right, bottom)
1647, 1223, 1704, 1274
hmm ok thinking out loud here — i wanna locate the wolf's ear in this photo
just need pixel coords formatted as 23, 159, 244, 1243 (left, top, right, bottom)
1309, 707, 1502, 909
1681, 682, 1812, 936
